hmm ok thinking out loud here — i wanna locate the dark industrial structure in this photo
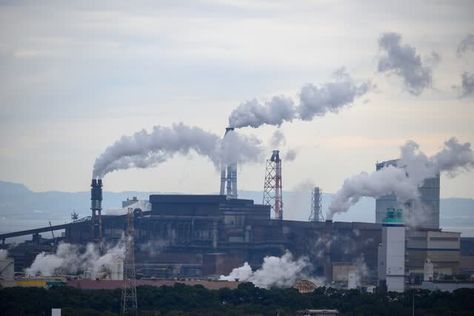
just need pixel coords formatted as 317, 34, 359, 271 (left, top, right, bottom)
90, 178, 103, 243
61, 183, 383, 281
1, 190, 383, 283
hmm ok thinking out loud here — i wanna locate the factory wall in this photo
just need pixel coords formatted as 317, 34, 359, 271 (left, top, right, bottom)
406, 229, 461, 284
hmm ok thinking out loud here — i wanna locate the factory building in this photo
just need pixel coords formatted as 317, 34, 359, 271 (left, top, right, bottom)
406, 229, 461, 284
1, 148, 469, 291
62, 191, 382, 281
374, 159, 464, 287
375, 159, 440, 230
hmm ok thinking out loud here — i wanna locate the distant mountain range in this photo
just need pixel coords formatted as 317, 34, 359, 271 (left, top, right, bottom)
1, 181, 473, 237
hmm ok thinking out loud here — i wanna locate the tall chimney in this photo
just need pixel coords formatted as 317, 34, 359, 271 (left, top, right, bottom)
219, 127, 238, 199
219, 168, 226, 195
91, 178, 103, 243
271, 150, 282, 220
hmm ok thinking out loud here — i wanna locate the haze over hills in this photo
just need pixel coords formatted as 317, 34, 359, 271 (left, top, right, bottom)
0, 180, 473, 237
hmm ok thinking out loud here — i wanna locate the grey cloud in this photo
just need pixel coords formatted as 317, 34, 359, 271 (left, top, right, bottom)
460, 72, 474, 98
457, 34, 474, 56
377, 32, 433, 95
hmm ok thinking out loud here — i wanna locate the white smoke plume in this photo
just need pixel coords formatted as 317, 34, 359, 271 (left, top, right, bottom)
298, 69, 371, 121
228, 69, 371, 129
219, 128, 263, 168
229, 96, 296, 129
284, 149, 297, 162
219, 251, 311, 289
328, 138, 474, 219
93, 123, 263, 178
348, 256, 369, 289
25, 238, 125, 278
377, 32, 433, 95
139, 240, 169, 257
270, 129, 286, 148
328, 166, 418, 219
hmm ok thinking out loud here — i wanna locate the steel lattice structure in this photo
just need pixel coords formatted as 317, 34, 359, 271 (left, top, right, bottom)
263, 150, 283, 220
309, 187, 324, 222
121, 208, 138, 316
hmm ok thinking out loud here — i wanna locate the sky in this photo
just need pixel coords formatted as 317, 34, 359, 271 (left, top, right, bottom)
0, 0, 473, 199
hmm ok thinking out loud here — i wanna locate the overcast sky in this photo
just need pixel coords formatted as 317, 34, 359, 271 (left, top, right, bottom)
0, 0, 473, 200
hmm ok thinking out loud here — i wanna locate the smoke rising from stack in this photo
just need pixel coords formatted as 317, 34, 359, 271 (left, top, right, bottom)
229, 96, 296, 129
219, 251, 311, 289
328, 138, 474, 219
270, 130, 286, 147
93, 123, 263, 178
228, 69, 371, 129
283, 149, 297, 162
26, 238, 126, 278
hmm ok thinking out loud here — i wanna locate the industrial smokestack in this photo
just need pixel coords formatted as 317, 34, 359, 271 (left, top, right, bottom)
327, 137, 474, 221
90, 178, 103, 243
219, 168, 226, 196
220, 127, 238, 199
91, 178, 103, 211
272, 150, 282, 220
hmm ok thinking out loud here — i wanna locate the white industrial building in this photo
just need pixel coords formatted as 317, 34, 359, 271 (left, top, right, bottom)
378, 207, 406, 292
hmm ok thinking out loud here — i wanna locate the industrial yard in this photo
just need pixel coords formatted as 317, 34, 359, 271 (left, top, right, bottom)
1, 1, 474, 315
1, 141, 473, 294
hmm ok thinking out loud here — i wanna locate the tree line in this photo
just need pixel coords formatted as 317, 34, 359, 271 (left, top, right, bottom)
1, 283, 473, 315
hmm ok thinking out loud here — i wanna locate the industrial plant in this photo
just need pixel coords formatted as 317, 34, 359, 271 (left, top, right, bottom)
1, 129, 473, 295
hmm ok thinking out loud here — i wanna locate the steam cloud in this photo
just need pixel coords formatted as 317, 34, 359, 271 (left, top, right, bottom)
93, 123, 263, 178
25, 238, 125, 278
270, 130, 286, 147
328, 138, 474, 219
457, 34, 474, 56
229, 96, 296, 129
377, 32, 433, 95
284, 149, 297, 162
460, 72, 474, 98
228, 69, 371, 129
349, 256, 369, 289
298, 69, 371, 121
219, 251, 311, 289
